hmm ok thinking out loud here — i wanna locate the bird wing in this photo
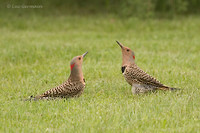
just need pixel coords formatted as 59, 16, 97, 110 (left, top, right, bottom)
38, 80, 84, 98
127, 64, 165, 87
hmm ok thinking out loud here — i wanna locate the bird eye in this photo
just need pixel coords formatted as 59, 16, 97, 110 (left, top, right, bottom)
127, 49, 130, 52
78, 57, 81, 60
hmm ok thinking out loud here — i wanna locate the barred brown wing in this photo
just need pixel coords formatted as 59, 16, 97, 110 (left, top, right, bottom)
42, 81, 85, 98
127, 64, 165, 87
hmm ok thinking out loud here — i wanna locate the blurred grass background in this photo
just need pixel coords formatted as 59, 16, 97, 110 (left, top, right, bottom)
1, 0, 200, 17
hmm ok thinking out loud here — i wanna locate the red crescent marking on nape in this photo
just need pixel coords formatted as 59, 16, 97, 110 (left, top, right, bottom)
133, 56, 135, 59
70, 63, 75, 70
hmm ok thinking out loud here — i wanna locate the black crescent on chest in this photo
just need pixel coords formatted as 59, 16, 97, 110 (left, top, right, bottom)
121, 66, 127, 73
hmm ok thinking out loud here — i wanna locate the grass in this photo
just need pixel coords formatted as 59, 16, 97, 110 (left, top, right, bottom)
0, 9, 200, 132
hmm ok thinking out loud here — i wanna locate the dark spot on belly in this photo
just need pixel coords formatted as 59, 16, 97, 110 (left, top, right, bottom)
121, 66, 127, 73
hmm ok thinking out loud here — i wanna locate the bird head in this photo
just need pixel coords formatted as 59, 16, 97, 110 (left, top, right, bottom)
69, 52, 88, 81
70, 51, 88, 71
116, 41, 135, 66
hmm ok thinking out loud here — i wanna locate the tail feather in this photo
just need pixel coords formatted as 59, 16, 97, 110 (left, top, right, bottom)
159, 86, 181, 91
24, 95, 35, 101
24, 95, 62, 101
170, 87, 181, 91
24, 95, 44, 101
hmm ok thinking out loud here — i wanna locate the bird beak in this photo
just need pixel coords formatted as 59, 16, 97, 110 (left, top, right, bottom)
82, 51, 88, 58
116, 41, 124, 48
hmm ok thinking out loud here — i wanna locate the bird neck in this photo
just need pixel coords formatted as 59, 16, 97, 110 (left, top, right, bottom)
69, 66, 84, 82
122, 58, 135, 66
122, 54, 135, 66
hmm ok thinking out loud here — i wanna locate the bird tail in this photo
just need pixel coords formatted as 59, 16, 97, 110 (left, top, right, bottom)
24, 95, 44, 101
159, 86, 181, 91
24, 95, 60, 101
169, 87, 181, 91
24, 95, 35, 101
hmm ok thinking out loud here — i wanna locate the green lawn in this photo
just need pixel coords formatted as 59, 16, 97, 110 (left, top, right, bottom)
0, 10, 200, 132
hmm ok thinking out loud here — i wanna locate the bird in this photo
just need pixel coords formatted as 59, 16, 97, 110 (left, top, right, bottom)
28, 52, 88, 100
116, 41, 179, 94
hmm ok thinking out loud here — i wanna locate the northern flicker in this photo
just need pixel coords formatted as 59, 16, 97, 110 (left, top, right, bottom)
30, 52, 88, 100
116, 41, 179, 94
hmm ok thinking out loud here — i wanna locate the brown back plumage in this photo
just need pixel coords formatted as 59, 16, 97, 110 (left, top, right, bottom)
123, 63, 167, 88
35, 80, 85, 99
